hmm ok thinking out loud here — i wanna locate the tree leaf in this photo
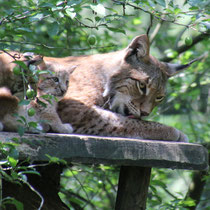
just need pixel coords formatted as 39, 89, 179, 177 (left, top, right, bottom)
17, 126, 25, 137
16, 27, 32, 33
107, 27, 126, 34
18, 170, 41, 176
13, 60, 28, 70
90, 4, 106, 16
29, 13, 44, 22
156, 0, 166, 7
18, 100, 30, 106
28, 121, 38, 128
66, 8, 76, 19
47, 22, 59, 37
2, 197, 24, 210
8, 157, 18, 168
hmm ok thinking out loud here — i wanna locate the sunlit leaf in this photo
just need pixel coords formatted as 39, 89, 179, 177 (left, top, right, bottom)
107, 27, 126, 34
90, 4, 106, 16
18, 100, 30, 106
8, 157, 18, 168
29, 13, 44, 22
156, 0, 166, 7
66, 8, 76, 19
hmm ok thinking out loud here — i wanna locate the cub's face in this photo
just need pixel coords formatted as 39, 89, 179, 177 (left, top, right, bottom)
38, 70, 70, 98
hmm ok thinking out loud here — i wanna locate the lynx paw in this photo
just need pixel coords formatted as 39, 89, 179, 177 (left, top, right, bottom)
167, 127, 189, 142
52, 123, 73, 134
172, 127, 189, 142
62, 123, 74, 134
177, 131, 189, 143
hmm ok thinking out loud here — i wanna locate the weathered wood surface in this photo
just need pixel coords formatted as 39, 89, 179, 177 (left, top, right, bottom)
0, 132, 208, 170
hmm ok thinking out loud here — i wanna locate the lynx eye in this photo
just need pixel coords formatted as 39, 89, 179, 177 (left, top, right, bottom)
52, 77, 59, 82
136, 81, 146, 94
66, 80, 69, 86
156, 96, 165, 102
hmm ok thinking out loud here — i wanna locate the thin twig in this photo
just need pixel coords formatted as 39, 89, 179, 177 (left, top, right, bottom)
163, 187, 178, 199
69, 167, 91, 202
174, 21, 192, 48
147, 14, 153, 38
150, 20, 163, 44
112, 0, 199, 30
0, 40, 117, 51
60, 189, 96, 209
75, 18, 108, 29
1, 50, 21, 60
21, 178, 44, 210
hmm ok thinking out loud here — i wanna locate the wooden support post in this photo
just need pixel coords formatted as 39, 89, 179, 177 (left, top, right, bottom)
2, 164, 69, 210
115, 166, 151, 210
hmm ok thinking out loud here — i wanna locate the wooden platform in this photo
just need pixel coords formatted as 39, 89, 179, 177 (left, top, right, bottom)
0, 132, 209, 210
0, 132, 208, 170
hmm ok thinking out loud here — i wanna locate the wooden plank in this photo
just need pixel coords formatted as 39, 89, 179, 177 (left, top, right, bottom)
0, 132, 208, 170
115, 166, 151, 210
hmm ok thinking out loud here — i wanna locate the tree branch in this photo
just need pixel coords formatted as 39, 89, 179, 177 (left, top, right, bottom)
161, 32, 210, 62
150, 20, 164, 44
0, 40, 117, 51
112, 0, 201, 30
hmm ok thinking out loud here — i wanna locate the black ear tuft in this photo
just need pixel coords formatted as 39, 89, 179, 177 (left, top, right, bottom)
165, 53, 208, 77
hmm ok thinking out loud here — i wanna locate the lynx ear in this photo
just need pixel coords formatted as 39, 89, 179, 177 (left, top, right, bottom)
23, 52, 43, 67
165, 53, 207, 77
125, 34, 150, 62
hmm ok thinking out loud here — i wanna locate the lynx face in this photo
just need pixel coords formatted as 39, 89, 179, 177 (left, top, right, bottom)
106, 75, 166, 118
37, 70, 70, 98
103, 57, 168, 119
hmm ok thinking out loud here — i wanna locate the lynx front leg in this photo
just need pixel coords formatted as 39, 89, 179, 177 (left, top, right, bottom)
93, 107, 189, 142
59, 102, 188, 142
42, 115, 73, 134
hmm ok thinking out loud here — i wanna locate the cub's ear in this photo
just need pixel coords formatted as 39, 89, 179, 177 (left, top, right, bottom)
69, 65, 77, 74
23, 52, 43, 67
124, 34, 150, 62
165, 53, 207, 77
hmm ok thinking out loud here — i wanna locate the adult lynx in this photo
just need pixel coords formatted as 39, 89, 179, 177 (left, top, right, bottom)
41, 35, 199, 141
0, 35, 200, 140
0, 57, 75, 134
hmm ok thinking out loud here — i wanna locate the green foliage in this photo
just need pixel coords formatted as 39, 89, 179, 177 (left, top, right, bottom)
0, 0, 209, 209
60, 165, 119, 209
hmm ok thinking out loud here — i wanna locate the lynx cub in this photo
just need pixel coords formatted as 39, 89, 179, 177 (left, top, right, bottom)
0, 64, 75, 134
